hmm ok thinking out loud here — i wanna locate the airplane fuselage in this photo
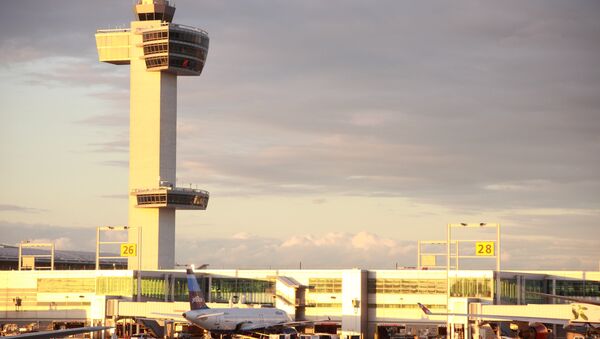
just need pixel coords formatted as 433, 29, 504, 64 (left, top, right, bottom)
183, 307, 292, 332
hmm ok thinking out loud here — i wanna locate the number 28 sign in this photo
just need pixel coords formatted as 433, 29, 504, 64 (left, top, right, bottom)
120, 243, 137, 257
475, 242, 495, 256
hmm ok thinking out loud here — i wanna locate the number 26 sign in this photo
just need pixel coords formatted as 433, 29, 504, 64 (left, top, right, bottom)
120, 243, 137, 257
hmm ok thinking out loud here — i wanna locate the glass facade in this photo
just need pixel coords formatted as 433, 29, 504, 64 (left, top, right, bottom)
170, 29, 209, 48
368, 303, 446, 310
449, 278, 492, 298
368, 279, 446, 295
210, 278, 275, 305
308, 278, 342, 294
37, 278, 96, 293
142, 30, 169, 43
310, 303, 342, 308
145, 56, 168, 68
37, 277, 134, 297
140, 26, 208, 74
500, 277, 600, 305
136, 192, 209, 208
168, 56, 204, 74
143, 42, 168, 56
138, 277, 167, 300
524, 279, 545, 304
96, 277, 134, 297
169, 42, 207, 60
500, 278, 518, 304
8, 272, 599, 314
556, 280, 600, 297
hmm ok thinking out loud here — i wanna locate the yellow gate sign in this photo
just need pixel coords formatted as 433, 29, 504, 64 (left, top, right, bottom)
475, 242, 495, 256
120, 243, 137, 257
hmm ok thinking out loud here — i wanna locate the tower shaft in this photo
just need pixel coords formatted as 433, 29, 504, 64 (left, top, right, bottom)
128, 21, 178, 270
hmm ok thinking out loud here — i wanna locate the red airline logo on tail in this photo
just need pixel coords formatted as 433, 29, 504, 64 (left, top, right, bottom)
417, 303, 432, 315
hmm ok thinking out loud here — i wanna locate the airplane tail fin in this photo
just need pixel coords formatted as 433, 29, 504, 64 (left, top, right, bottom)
417, 303, 432, 315
186, 267, 209, 310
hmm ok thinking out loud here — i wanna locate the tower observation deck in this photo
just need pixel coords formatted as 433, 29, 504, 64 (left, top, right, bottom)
95, 0, 209, 270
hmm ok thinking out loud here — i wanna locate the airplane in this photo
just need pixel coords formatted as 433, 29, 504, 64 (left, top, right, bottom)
6, 326, 112, 339
418, 297, 600, 339
158, 267, 334, 338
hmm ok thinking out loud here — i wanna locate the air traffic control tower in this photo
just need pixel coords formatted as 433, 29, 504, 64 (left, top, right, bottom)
95, 0, 209, 270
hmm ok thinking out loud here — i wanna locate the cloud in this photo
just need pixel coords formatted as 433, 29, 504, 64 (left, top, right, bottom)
501, 233, 600, 270
232, 232, 252, 240
483, 180, 551, 192
88, 138, 128, 154
24, 237, 75, 251
99, 194, 128, 199
170, 0, 600, 216
179, 231, 416, 269
0, 221, 96, 250
77, 113, 128, 127
0, 204, 46, 213
0, 39, 43, 64
175, 229, 600, 270
98, 160, 128, 167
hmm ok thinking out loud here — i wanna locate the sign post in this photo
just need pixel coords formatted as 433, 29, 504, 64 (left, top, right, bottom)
96, 226, 141, 270
446, 223, 501, 339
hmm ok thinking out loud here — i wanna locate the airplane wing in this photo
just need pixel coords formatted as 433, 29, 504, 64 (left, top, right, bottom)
152, 312, 224, 320
11, 326, 111, 339
195, 312, 224, 320
417, 303, 570, 325
527, 292, 600, 306
235, 318, 336, 332
249, 318, 338, 331
278, 318, 339, 327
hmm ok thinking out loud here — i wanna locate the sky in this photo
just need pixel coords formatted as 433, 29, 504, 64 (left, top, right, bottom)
1, 0, 599, 270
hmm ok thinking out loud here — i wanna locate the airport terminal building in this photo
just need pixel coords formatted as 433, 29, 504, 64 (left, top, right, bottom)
1, 265, 599, 338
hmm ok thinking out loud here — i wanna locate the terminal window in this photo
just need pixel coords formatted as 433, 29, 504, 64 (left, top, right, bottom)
368, 278, 447, 295
37, 278, 95, 293
308, 278, 342, 294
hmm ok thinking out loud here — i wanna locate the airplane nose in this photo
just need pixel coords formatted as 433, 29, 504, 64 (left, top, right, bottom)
182, 312, 188, 319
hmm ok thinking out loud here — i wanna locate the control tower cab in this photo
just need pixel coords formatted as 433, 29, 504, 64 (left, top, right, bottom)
95, 0, 210, 270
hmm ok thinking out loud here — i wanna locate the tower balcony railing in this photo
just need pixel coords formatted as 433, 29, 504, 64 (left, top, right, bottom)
96, 28, 131, 34
131, 185, 210, 210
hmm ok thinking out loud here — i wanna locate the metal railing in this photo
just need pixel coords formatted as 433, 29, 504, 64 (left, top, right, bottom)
131, 186, 210, 195
96, 28, 131, 34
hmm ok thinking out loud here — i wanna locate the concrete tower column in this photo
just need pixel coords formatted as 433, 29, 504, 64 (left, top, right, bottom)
127, 20, 178, 270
